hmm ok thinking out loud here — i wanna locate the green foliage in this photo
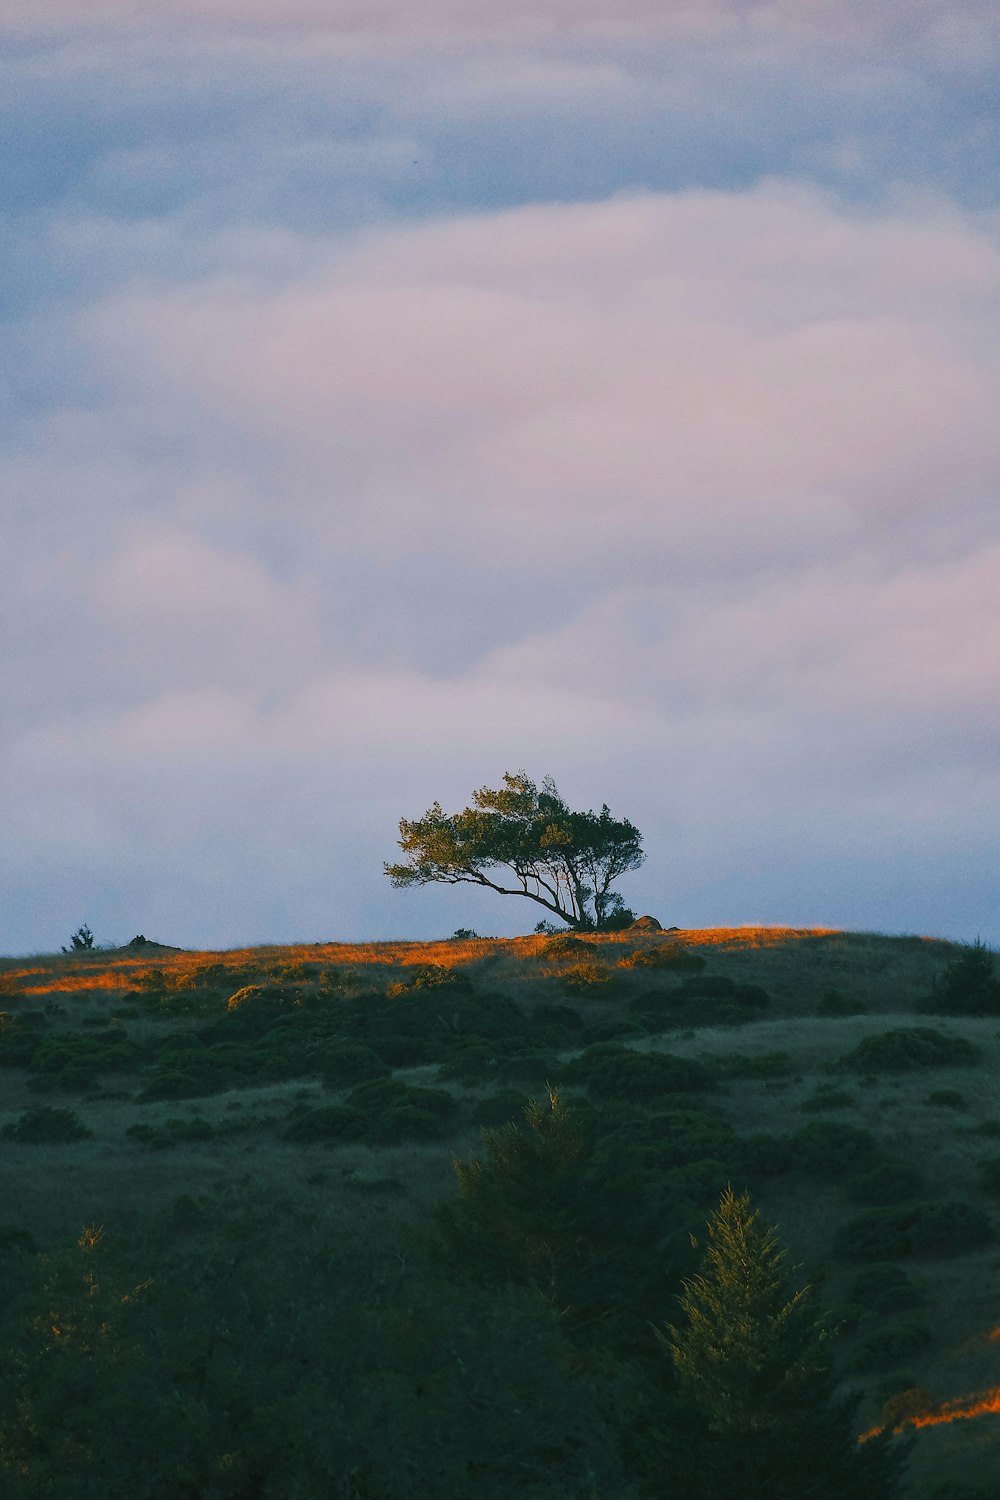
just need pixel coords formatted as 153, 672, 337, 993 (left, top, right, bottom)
385, 770, 644, 930
2, 1106, 93, 1143
816, 989, 867, 1017
838, 1027, 982, 1073
801, 1087, 855, 1112
833, 1199, 995, 1261
843, 1160, 927, 1206
846, 1318, 931, 1373
975, 1156, 1000, 1196
321, 1042, 391, 1088
563, 1043, 715, 1101
1, 1205, 635, 1499
661, 1187, 898, 1499
126, 1117, 214, 1150
925, 1088, 967, 1110
790, 1120, 880, 1179
285, 1104, 365, 1142
847, 1262, 926, 1312
925, 938, 1000, 1016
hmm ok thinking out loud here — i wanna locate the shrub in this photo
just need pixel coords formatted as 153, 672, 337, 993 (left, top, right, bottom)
843, 1160, 926, 1206
790, 1121, 880, 1180
545, 934, 590, 957
712, 1051, 792, 1082
847, 1318, 932, 1373
2, 1105, 93, 1143
976, 1157, 1000, 1196
285, 1105, 365, 1143
619, 944, 705, 972
800, 1088, 854, 1112
816, 989, 866, 1017
346, 1077, 459, 1142
322, 1043, 390, 1089
925, 1088, 967, 1110
561, 962, 613, 994
137, 1068, 227, 1102
848, 1262, 926, 1312
839, 1027, 981, 1073
925, 939, 1000, 1016
467, 1089, 531, 1129
833, 1199, 994, 1261
563, 1044, 715, 1101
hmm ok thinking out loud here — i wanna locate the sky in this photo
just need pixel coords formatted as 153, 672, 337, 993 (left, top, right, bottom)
3, 1, 1000, 953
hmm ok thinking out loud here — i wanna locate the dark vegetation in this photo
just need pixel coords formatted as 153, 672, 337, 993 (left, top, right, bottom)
1, 929, 999, 1495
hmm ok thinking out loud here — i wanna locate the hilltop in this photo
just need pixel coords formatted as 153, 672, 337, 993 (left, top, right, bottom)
1, 926, 998, 1496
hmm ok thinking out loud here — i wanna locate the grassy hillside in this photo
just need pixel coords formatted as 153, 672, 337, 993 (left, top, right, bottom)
2, 925, 999, 1495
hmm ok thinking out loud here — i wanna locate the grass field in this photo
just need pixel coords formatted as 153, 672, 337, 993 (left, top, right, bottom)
2, 924, 999, 1495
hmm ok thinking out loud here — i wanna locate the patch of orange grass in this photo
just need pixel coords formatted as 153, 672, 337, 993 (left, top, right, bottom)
860, 1385, 1000, 1443
6, 927, 847, 998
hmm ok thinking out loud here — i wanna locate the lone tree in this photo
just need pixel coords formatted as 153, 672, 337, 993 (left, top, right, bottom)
385, 771, 644, 931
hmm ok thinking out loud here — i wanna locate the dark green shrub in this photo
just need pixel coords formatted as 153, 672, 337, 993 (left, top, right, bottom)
285, 1105, 365, 1142
495, 1052, 557, 1083
816, 989, 866, 1017
848, 1263, 926, 1312
839, 1027, 981, 1073
713, 1051, 792, 1082
847, 1318, 931, 1373
843, 1160, 926, 1206
346, 1077, 459, 1142
467, 1089, 531, 1129
672, 975, 770, 1008
833, 1199, 994, 1261
733, 1132, 796, 1177
926, 1088, 967, 1110
564, 1043, 714, 1101
582, 1015, 648, 1045
970, 1118, 1000, 1137
0, 1225, 38, 1255
2, 1105, 93, 1142
925, 939, 1000, 1016
801, 1088, 854, 1112
790, 1121, 880, 1179
322, 1043, 390, 1089
138, 1068, 227, 1101
976, 1157, 1000, 1196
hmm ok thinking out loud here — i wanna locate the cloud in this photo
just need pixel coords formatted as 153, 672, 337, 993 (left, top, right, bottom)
3, 9, 1000, 952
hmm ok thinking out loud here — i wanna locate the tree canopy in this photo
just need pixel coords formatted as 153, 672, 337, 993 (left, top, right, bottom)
384, 771, 644, 931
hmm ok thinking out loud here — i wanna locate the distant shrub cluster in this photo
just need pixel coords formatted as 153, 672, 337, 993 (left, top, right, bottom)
838, 1027, 981, 1073
925, 940, 1000, 1016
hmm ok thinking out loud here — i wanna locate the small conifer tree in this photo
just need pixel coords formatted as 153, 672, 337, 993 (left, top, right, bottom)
662, 1186, 902, 1498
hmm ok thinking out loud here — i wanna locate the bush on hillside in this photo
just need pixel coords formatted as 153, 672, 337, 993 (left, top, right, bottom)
847, 1317, 932, 1374
924, 939, 1000, 1016
2, 1105, 93, 1143
848, 1262, 926, 1312
838, 1027, 981, 1073
790, 1121, 880, 1179
816, 989, 867, 1017
833, 1199, 994, 1261
842, 1160, 927, 1206
618, 944, 706, 972
563, 1044, 715, 1101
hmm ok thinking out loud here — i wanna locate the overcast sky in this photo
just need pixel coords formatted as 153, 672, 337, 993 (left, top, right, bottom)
3, 1, 999, 953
